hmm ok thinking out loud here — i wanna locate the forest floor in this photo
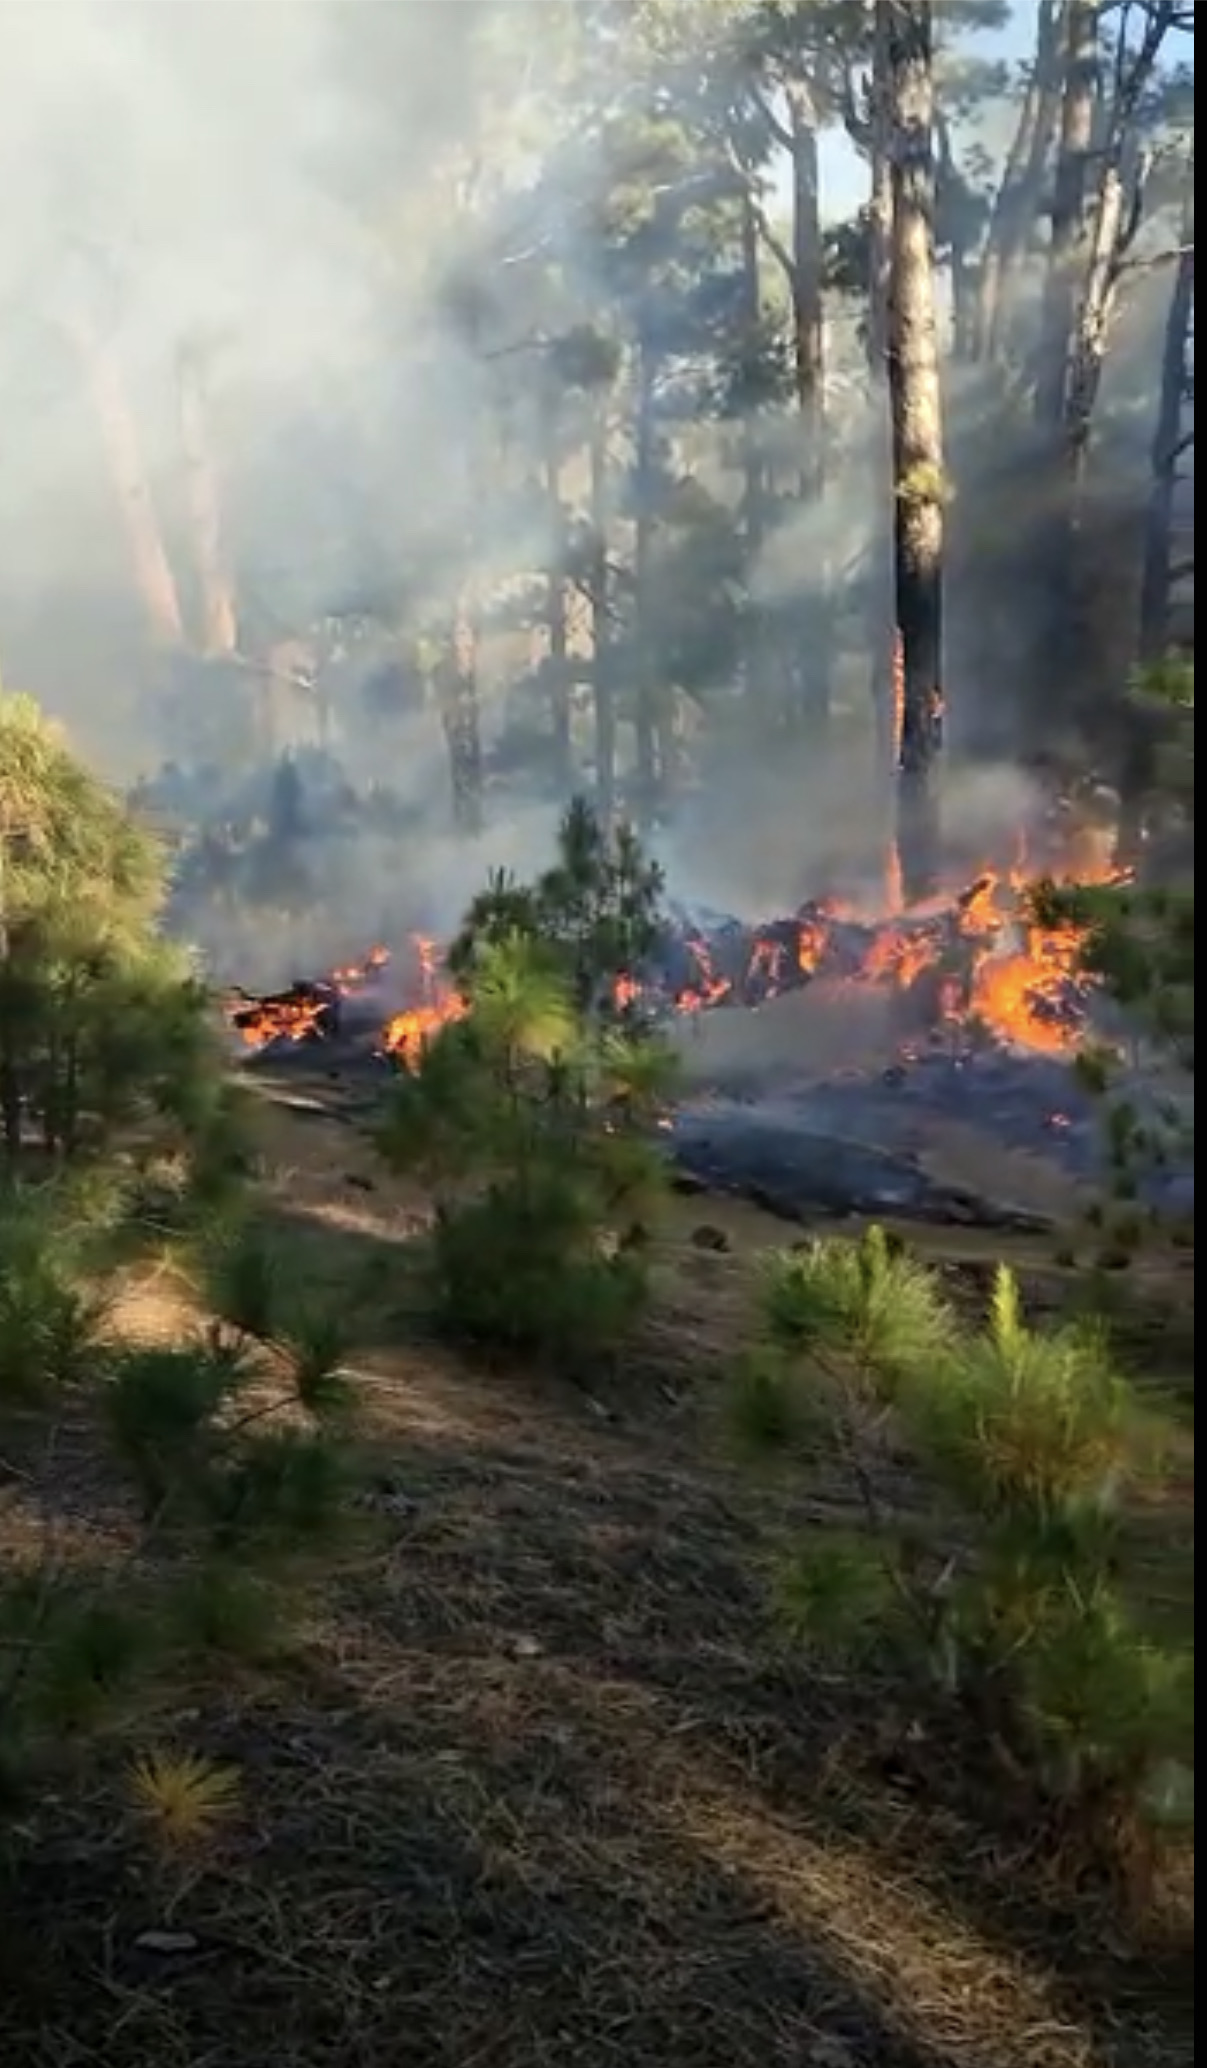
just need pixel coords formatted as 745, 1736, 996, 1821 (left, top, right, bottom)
0, 1060, 1194, 2068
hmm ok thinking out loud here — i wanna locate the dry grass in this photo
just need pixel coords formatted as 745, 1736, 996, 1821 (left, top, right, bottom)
0, 1077, 1193, 2068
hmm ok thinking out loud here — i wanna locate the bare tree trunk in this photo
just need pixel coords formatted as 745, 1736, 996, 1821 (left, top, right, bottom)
866, 26, 894, 383
882, 0, 946, 903
750, 74, 831, 735
1061, 5, 1178, 478
785, 77, 832, 735
785, 80, 826, 501
866, 2, 897, 797
439, 598, 484, 835
1035, 0, 1099, 430
738, 189, 767, 563
1032, 2, 1176, 741
933, 114, 978, 362
632, 326, 658, 826
1137, 226, 1194, 663
177, 343, 238, 657
63, 308, 185, 650
737, 188, 774, 725
1123, 194, 1195, 863
540, 377, 572, 795
588, 407, 616, 821
1061, 160, 1133, 487
974, 0, 1063, 363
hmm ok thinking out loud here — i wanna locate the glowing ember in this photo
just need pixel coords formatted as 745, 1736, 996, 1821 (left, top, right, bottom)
223, 845, 1126, 1071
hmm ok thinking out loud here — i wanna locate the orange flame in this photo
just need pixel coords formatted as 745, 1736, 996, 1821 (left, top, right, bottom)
225, 837, 1123, 1071
379, 996, 468, 1067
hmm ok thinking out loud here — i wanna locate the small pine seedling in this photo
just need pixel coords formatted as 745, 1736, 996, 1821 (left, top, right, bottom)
128, 1748, 241, 1851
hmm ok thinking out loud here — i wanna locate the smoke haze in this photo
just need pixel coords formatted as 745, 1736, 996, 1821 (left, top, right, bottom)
0, 0, 1185, 975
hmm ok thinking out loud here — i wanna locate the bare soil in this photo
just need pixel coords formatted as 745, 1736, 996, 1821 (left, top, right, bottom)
0, 1076, 1193, 2068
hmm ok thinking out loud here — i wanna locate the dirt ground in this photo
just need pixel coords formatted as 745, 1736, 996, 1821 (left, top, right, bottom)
0, 1075, 1193, 2068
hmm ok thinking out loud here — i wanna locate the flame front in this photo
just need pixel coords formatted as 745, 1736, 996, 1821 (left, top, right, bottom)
379, 997, 468, 1068
223, 840, 1123, 1071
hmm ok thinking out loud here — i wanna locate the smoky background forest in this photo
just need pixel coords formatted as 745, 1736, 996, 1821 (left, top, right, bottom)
0, 0, 1194, 980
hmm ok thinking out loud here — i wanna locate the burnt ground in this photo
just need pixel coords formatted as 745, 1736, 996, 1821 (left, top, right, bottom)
0, 1067, 1194, 2068
235, 976, 1195, 1230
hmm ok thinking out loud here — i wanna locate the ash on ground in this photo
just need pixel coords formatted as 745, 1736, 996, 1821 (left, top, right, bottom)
670, 1033, 1192, 1229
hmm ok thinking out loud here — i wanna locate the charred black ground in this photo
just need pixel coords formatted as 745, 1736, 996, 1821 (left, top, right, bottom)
222, 892, 1191, 1231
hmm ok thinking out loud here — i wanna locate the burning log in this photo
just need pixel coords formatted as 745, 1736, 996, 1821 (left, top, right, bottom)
225, 978, 343, 1050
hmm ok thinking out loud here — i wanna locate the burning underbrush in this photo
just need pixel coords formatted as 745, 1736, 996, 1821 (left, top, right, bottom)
222, 853, 1116, 1071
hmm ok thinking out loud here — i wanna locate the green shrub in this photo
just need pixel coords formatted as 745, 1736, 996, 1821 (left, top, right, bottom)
734, 1226, 1192, 1897
1, 692, 226, 1166
0, 1192, 360, 1805
377, 803, 678, 1367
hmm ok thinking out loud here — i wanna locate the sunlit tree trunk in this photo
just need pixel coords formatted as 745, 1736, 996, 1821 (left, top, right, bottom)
1035, 0, 1099, 430
539, 374, 573, 796
631, 324, 658, 826
1123, 188, 1195, 862
738, 189, 767, 565
750, 68, 830, 735
785, 76, 832, 735
737, 187, 775, 726
785, 80, 825, 502
439, 596, 485, 835
63, 307, 185, 650
177, 342, 239, 658
973, 0, 1063, 363
1137, 225, 1195, 663
934, 114, 977, 362
588, 406, 616, 821
439, 280, 488, 835
882, 0, 946, 903
1059, 8, 1177, 485
1032, 0, 1176, 739
866, 2, 897, 798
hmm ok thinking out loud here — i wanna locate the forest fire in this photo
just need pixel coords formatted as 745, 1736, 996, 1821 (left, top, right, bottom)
222, 852, 1117, 1070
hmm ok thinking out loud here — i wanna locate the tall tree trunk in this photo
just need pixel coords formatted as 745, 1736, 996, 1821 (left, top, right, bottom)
177, 343, 238, 657
1032, 2, 1174, 742
738, 188, 767, 562
63, 308, 185, 650
738, 188, 773, 721
935, 116, 976, 361
1035, 0, 1099, 430
785, 76, 832, 735
785, 80, 826, 499
540, 378, 573, 796
866, 2, 897, 796
632, 326, 658, 826
974, 0, 1063, 362
1060, 6, 1176, 480
1061, 157, 1133, 490
1024, 1, 1098, 748
438, 280, 489, 835
439, 596, 484, 835
882, 0, 946, 904
1137, 232, 1194, 663
588, 407, 616, 821
1124, 196, 1195, 861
